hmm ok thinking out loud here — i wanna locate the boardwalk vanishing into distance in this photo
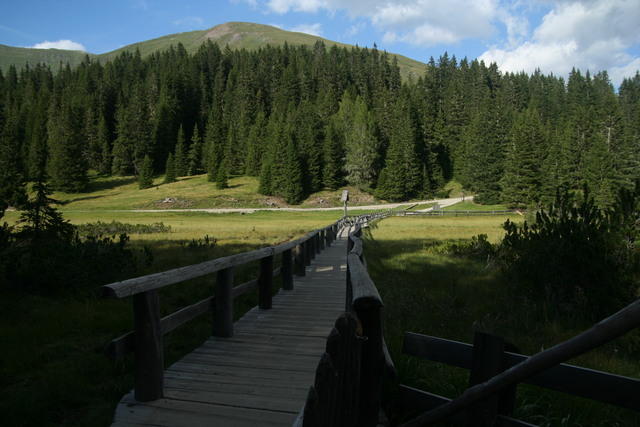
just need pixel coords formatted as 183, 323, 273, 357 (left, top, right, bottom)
112, 228, 352, 427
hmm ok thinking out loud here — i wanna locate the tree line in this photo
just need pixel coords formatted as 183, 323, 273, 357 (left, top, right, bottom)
1, 41, 639, 210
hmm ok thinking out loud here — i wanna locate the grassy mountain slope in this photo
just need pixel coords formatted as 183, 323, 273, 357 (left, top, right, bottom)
1, 22, 426, 81
0, 44, 93, 73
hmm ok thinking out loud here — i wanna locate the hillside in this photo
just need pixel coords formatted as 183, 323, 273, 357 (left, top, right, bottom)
0, 44, 92, 73
0, 22, 425, 81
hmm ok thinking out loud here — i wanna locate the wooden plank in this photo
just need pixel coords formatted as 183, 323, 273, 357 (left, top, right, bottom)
116, 392, 296, 426
282, 249, 294, 290
403, 332, 640, 411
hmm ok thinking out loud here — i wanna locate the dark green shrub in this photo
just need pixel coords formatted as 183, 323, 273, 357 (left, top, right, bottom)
498, 188, 639, 319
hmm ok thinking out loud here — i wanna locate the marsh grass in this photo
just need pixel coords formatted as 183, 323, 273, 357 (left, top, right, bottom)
365, 216, 640, 426
0, 210, 342, 426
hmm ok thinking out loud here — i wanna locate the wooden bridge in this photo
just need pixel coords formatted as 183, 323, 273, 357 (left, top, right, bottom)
103, 214, 390, 427
103, 211, 640, 427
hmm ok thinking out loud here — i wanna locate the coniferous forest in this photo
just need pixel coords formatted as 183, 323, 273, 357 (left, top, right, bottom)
1, 40, 640, 210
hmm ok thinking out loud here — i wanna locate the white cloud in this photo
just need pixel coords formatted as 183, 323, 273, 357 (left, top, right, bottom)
30, 40, 86, 51
289, 23, 322, 36
480, 0, 640, 86
267, 0, 325, 14
345, 22, 365, 37
250, 0, 505, 45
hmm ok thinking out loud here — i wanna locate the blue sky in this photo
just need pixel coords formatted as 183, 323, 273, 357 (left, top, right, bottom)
1, 0, 639, 86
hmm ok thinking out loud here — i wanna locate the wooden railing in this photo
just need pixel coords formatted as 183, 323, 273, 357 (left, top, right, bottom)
102, 218, 346, 402
298, 212, 396, 427
399, 299, 640, 426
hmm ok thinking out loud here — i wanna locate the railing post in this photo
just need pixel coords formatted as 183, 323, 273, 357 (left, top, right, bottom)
282, 249, 294, 290
315, 233, 322, 254
213, 267, 234, 338
303, 240, 311, 266
133, 289, 164, 402
310, 234, 317, 259
294, 244, 306, 276
354, 300, 384, 427
319, 230, 326, 251
259, 255, 274, 309
465, 332, 516, 426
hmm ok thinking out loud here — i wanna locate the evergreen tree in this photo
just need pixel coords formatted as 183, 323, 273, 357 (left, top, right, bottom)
343, 95, 378, 188
164, 153, 176, 183
187, 126, 203, 175
376, 97, 420, 201
501, 108, 545, 207
47, 96, 88, 192
138, 155, 154, 189
216, 157, 228, 189
174, 125, 187, 176
0, 107, 27, 217
322, 118, 344, 190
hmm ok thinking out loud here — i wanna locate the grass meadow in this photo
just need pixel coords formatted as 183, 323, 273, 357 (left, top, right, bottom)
364, 216, 640, 426
0, 209, 343, 426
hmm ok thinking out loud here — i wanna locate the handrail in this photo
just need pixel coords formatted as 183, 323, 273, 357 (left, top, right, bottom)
103, 217, 346, 402
400, 298, 640, 427
103, 223, 339, 298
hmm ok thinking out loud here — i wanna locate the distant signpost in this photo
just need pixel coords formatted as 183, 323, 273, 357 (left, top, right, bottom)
341, 190, 349, 218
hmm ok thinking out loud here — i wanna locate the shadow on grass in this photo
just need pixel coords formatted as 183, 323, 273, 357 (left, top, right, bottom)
87, 176, 137, 192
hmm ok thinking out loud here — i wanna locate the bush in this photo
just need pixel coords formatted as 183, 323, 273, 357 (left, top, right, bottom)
497, 188, 639, 319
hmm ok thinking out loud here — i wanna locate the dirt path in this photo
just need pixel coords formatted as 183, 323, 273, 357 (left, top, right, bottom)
96, 197, 468, 214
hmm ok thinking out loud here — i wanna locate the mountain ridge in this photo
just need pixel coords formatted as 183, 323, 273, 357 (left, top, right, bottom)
0, 22, 425, 81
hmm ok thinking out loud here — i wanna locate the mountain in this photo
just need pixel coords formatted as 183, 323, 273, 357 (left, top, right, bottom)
0, 22, 426, 81
0, 44, 93, 73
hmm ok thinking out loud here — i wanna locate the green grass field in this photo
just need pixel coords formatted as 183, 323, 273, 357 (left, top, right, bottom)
443, 200, 510, 211
365, 216, 640, 426
0, 209, 344, 426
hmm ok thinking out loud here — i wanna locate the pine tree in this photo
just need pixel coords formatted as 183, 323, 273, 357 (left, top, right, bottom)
376, 98, 420, 201
0, 107, 27, 217
174, 125, 187, 176
164, 153, 176, 184
343, 95, 378, 189
138, 155, 154, 189
322, 118, 344, 190
47, 96, 88, 192
500, 108, 545, 207
216, 157, 228, 189
187, 126, 203, 175
97, 115, 112, 175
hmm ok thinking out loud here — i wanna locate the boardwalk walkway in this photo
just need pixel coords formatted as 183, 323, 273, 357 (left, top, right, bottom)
113, 232, 349, 427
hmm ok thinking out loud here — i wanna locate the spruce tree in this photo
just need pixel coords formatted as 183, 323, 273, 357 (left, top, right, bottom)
138, 155, 154, 189
0, 107, 27, 217
322, 118, 344, 190
344, 95, 378, 189
376, 98, 420, 201
187, 126, 203, 175
500, 108, 545, 207
174, 125, 187, 176
164, 153, 176, 184
216, 157, 228, 189
47, 96, 88, 192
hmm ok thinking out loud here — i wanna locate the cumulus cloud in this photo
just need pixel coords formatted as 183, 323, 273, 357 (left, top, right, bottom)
480, 0, 640, 86
30, 40, 86, 51
289, 23, 323, 36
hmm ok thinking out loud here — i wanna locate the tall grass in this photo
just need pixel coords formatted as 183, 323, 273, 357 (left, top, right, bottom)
365, 216, 640, 426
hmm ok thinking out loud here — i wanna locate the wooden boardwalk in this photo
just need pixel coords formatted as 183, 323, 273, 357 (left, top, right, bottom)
113, 234, 349, 427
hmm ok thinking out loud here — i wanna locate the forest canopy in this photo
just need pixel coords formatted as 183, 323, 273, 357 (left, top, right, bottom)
1, 41, 639, 208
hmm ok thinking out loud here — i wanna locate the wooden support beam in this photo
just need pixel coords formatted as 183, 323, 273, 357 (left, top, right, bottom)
259, 255, 274, 309
282, 249, 294, 290
133, 290, 164, 401
294, 244, 306, 276
213, 267, 234, 338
